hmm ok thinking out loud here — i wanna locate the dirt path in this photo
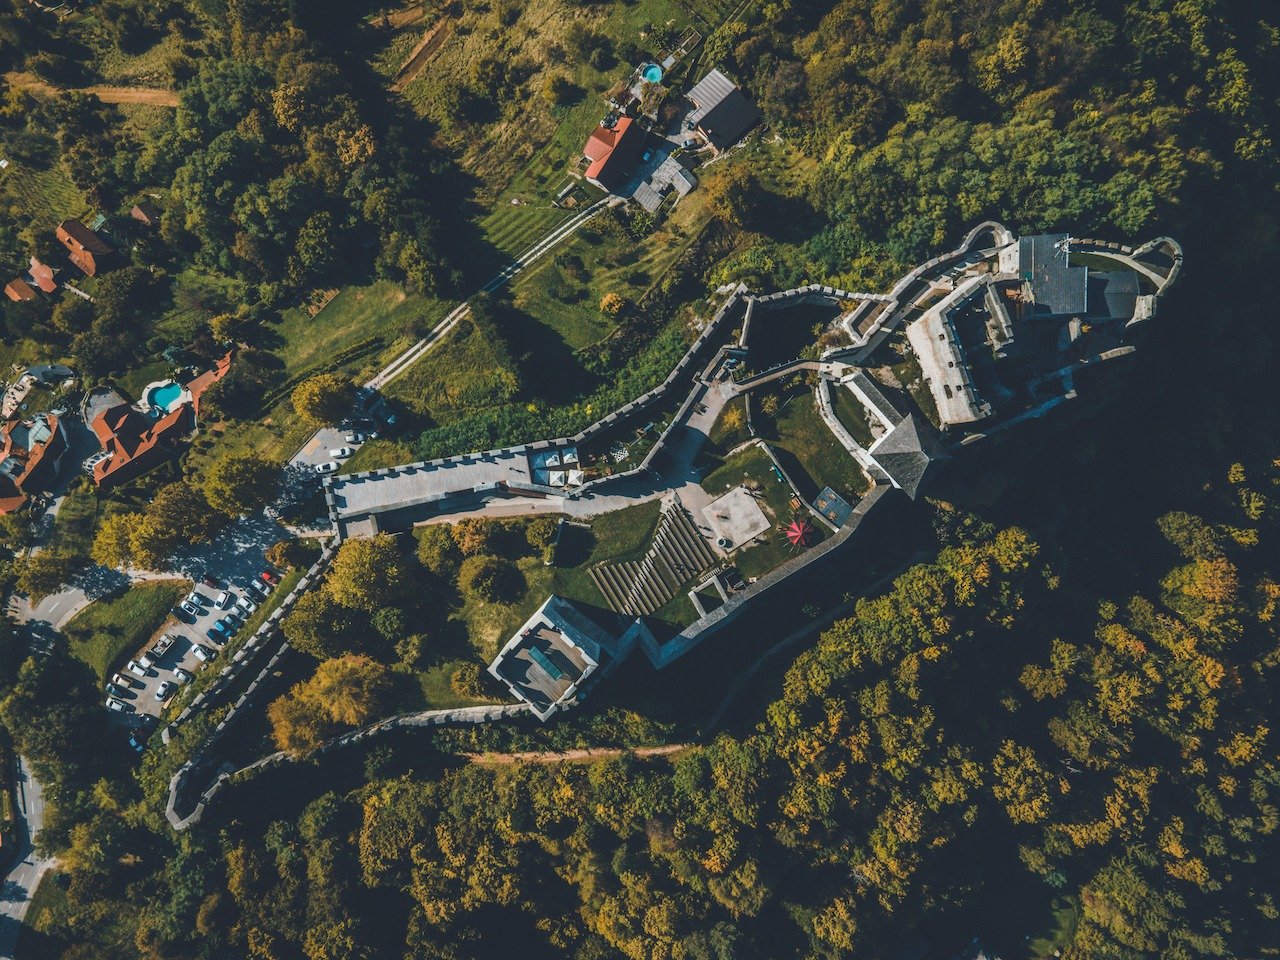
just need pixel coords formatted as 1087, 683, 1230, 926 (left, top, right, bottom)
463, 743, 690, 765
4, 71, 177, 107
386, 3, 424, 28
390, 17, 452, 93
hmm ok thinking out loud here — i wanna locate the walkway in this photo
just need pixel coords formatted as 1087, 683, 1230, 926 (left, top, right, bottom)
0, 756, 55, 960
463, 743, 689, 765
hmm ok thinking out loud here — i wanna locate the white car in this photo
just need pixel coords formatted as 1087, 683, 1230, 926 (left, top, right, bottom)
179, 600, 200, 618
111, 672, 132, 689
344, 432, 364, 444
191, 644, 214, 662
106, 697, 130, 712
215, 590, 233, 609
138, 651, 155, 669
250, 579, 272, 596
329, 447, 353, 459
173, 667, 193, 684
184, 590, 206, 607
154, 634, 175, 655
154, 681, 174, 701
235, 595, 258, 615
315, 461, 339, 474
127, 659, 147, 676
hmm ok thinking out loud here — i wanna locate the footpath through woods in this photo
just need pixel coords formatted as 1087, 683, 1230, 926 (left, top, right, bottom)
2, 71, 178, 107
462, 743, 691, 765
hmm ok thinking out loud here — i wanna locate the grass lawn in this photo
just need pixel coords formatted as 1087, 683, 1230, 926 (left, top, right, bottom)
0, 140, 91, 246
708, 395, 749, 450
49, 482, 123, 565
759, 383, 869, 502
831, 382, 876, 447
156, 269, 247, 345
342, 439, 415, 472
383, 313, 519, 420
700, 445, 814, 580
115, 359, 170, 403
62, 580, 188, 682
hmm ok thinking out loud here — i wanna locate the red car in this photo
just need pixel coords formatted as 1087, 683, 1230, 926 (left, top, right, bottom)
260, 570, 279, 585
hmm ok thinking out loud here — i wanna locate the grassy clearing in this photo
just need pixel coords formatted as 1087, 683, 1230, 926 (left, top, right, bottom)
0, 147, 91, 245
480, 204, 574, 258
50, 482, 120, 565
708, 395, 749, 450
831, 383, 875, 448
889, 347, 941, 429
115, 359, 170, 403
156, 269, 247, 344
63, 580, 187, 682
342, 439, 415, 472
383, 314, 518, 421
760, 383, 868, 502
700, 444, 812, 580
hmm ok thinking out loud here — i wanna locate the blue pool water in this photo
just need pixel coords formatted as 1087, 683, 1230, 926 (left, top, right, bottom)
642, 64, 663, 83
148, 382, 183, 411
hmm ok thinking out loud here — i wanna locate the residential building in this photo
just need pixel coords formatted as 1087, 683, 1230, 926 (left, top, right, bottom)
56, 218, 115, 277
28, 257, 57, 294
4, 279, 36, 302
130, 200, 160, 227
583, 116, 647, 192
90, 352, 232, 490
685, 68, 762, 152
0, 413, 68, 514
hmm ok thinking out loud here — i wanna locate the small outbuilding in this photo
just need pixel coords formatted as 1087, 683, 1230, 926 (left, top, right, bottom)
130, 200, 161, 227
4, 279, 36, 302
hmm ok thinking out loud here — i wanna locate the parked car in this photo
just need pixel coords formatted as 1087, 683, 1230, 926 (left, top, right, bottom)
173, 605, 195, 623
260, 570, 280, 585
681, 138, 697, 149
137, 651, 155, 669
154, 634, 175, 655
127, 734, 144, 753
179, 600, 200, 618
106, 682, 129, 698
215, 590, 232, 609
344, 432, 364, 444
173, 667, 193, 684
249, 580, 269, 598
235, 595, 258, 615
329, 447, 353, 459
191, 645, 214, 663
184, 590, 206, 607
127, 659, 147, 677
315, 461, 339, 474
206, 627, 224, 644
106, 697, 131, 713
201, 572, 219, 589
219, 615, 239, 635
154, 681, 174, 701
111, 672, 132, 689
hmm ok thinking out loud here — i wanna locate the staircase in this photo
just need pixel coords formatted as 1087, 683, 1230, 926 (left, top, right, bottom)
590, 502, 717, 615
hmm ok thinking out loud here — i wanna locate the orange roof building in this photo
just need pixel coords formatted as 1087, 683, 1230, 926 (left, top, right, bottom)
90, 351, 233, 491
583, 116, 647, 193
5, 279, 36, 302
56, 218, 114, 277
0, 413, 69, 514
28, 257, 57, 293
130, 200, 160, 227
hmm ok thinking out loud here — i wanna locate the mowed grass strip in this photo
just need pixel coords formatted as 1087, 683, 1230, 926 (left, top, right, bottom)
63, 581, 188, 682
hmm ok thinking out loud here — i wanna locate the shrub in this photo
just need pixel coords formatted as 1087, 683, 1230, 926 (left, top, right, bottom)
450, 663, 492, 700
416, 524, 461, 575
457, 554, 523, 603
525, 517, 559, 550
452, 517, 496, 556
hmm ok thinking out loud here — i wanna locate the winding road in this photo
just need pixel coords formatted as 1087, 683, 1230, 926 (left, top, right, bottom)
0, 756, 54, 960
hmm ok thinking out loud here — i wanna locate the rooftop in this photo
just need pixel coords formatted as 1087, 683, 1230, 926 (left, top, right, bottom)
1016, 233, 1088, 317
685, 68, 762, 150
488, 595, 614, 720
583, 116, 647, 192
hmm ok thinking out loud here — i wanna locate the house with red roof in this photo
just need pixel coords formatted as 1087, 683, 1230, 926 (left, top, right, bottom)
90, 351, 233, 490
56, 218, 115, 277
4, 279, 36, 302
0, 413, 69, 514
28, 257, 57, 294
582, 116, 647, 193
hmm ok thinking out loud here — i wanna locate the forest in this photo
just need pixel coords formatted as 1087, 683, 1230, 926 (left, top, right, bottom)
0, 0, 1278, 958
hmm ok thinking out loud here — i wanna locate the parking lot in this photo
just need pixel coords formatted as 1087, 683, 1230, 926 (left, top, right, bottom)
108, 575, 279, 723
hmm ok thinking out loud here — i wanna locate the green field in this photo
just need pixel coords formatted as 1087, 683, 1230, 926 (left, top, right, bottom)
0, 147, 91, 246
63, 580, 188, 682
383, 314, 519, 420
341, 439, 415, 472
759, 383, 869, 502
831, 382, 876, 447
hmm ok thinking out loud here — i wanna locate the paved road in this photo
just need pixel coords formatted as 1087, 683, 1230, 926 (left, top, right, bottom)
0, 756, 54, 960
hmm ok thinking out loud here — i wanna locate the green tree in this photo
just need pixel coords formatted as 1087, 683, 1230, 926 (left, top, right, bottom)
203, 451, 278, 516
292, 373, 356, 425
415, 524, 460, 575
327, 534, 408, 612
15, 549, 79, 602
281, 588, 355, 659
457, 554, 522, 603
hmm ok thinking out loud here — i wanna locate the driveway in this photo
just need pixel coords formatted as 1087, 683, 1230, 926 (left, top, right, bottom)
0, 756, 55, 960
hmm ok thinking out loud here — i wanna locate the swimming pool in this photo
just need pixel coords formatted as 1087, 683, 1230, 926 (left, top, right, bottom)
146, 381, 184, 412
642, 63, 663, 84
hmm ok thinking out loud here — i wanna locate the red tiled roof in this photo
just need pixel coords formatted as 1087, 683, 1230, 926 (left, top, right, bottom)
28, 258, 56, 293
583, 117, 646, 192
57, 219, 113, 255
5, 279, 36, 302
185, 351, 233, 418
